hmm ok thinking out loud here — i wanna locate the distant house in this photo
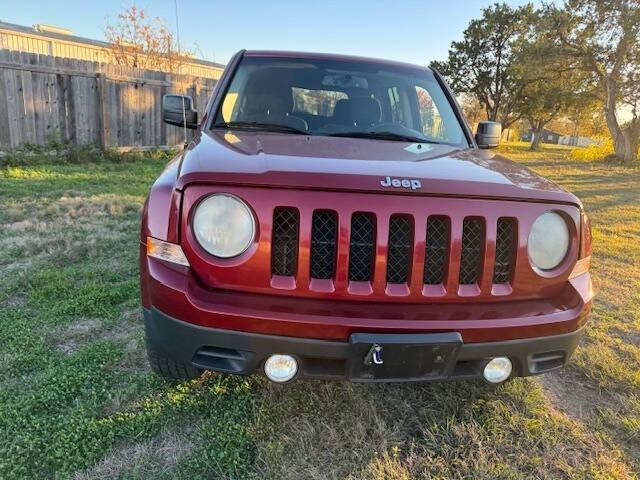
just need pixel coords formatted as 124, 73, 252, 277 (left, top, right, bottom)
521, 128, 562, 145
558, 135, 601, 147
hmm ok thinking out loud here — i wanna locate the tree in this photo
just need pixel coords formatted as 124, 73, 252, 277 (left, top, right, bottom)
105, 5, 189, 73
430, 3, 534, 129
567, 107, 608, 139
513, 14, 595, 150
547, 0, 640, 162
459, 94, 487, 127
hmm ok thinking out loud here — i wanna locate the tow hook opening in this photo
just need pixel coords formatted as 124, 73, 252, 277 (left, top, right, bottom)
364, 344, 384, 365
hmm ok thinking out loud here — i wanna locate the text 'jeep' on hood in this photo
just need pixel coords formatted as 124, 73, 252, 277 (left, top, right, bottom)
141, 50, 593, 385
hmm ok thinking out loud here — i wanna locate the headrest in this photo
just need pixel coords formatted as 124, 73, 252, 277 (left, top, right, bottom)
333, 97, 382, 127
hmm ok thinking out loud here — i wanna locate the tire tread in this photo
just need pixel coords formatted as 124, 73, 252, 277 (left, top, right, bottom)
147, 346, 202, 380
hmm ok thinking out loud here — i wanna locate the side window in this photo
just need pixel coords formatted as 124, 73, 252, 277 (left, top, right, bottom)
388, 87, 407, 126
219, 65, 250, 122
221, 92, 239, 122
292, 88, 348, 116
415, 86, 445, 140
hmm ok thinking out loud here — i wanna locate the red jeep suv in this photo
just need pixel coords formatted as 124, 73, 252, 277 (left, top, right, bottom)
140, 50, 593, 384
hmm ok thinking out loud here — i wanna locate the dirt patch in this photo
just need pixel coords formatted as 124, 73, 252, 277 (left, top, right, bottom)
42, 194, 142, 221
0, 256, 34, 278
4, 194, 141, 229
73, 425, 195, 480
5, 219, 38, 232
1, 194, 142, 268
101, 309, 142, 344
49, 310, 143, 358
52, 319, 102, 356
107, 309, 148, 374
2, 295, 26, 308
611, 327, 640, 347
537, 370, 620, 421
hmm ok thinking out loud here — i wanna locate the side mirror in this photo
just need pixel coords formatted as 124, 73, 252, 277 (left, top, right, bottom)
475, 121, 502, 149
162, 94, 198, 129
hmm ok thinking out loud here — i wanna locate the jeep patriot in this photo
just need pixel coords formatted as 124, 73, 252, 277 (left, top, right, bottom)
141, 50, 593, 384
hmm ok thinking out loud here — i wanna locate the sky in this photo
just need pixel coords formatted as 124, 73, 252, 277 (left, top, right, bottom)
0, 0, 536, 66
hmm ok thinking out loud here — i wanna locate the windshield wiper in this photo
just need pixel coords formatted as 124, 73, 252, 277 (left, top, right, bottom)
326, 131, 439, 144
213, 121, 309, 135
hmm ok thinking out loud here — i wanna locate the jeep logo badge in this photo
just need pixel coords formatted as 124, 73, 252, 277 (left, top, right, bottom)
380, 176, 422, 190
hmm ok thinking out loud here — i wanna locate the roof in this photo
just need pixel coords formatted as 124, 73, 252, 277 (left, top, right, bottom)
525, 128, 562, 136
541, 128, 563, 136
244, 50, 432, 71
0, 20, 225, 69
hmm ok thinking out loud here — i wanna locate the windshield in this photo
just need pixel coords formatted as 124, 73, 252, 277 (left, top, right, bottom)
213, 55, 468, 146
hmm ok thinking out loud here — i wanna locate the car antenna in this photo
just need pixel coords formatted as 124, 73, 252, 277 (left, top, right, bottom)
174, 0, 188, 148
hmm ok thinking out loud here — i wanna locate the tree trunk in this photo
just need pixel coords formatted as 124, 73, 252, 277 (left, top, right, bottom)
612, 126, 640, 162
530, 125, 544, 151
603, 77, 640, 163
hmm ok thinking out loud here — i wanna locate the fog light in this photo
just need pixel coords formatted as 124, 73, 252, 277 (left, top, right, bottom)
483, 357, 512, 383
264, 354, 298, 383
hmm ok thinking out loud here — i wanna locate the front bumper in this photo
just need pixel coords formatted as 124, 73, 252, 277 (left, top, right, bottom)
144, 307, 585, 382
141, 254, 593, 344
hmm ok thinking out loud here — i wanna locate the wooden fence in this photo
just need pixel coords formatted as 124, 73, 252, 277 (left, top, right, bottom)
0, 49, 217, 150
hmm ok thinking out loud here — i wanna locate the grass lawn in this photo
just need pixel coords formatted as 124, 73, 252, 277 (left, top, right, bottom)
0, 143, 638, 479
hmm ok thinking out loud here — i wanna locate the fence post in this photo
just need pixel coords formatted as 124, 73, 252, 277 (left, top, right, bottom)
96, 72, 109, 149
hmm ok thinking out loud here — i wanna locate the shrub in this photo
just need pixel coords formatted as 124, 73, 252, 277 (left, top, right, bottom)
569, 137, 639, 163
0, 142, 176, 167
569, 137, 614, 162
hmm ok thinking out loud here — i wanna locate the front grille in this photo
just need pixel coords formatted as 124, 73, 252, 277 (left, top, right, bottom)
424, 216, 449, 285
386, 216, 413, 284
349, 213, 375, 281
459, 218, 484, 285
268, 208, 519, 296
310, 210, 338, 279
493, 218, 516, 284
271, 207, 299, 276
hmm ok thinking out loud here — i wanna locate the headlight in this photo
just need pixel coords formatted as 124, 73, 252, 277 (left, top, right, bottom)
193, 194, 255, 258
528, 211, 570, 271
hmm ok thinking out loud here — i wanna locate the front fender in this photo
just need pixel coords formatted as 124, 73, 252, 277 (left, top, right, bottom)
141, 155, 183, 244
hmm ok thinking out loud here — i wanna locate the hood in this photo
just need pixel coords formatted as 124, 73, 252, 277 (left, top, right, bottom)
176, 130, 580, 205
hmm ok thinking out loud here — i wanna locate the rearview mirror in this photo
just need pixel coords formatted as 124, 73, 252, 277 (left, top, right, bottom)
475, 121, 501, 149
162, 94, 198, 129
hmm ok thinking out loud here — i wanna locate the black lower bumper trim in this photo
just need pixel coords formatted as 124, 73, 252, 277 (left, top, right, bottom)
144, 308, 584, 382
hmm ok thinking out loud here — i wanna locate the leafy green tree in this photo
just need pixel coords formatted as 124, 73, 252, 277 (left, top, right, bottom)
546, 0, 640, 162
513, 15, 596, 150
430, 3, 534, 129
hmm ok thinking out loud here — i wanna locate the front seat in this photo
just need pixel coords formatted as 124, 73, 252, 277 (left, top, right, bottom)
332, 97, 382, 128
239, 83, 308, 131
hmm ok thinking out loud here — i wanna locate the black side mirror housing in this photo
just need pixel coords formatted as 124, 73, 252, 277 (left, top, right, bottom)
162, 94, 198, 129
475, 121, 502, 149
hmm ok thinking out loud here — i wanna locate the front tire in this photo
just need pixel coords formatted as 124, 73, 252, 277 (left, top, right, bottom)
147, 345, 202, 380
